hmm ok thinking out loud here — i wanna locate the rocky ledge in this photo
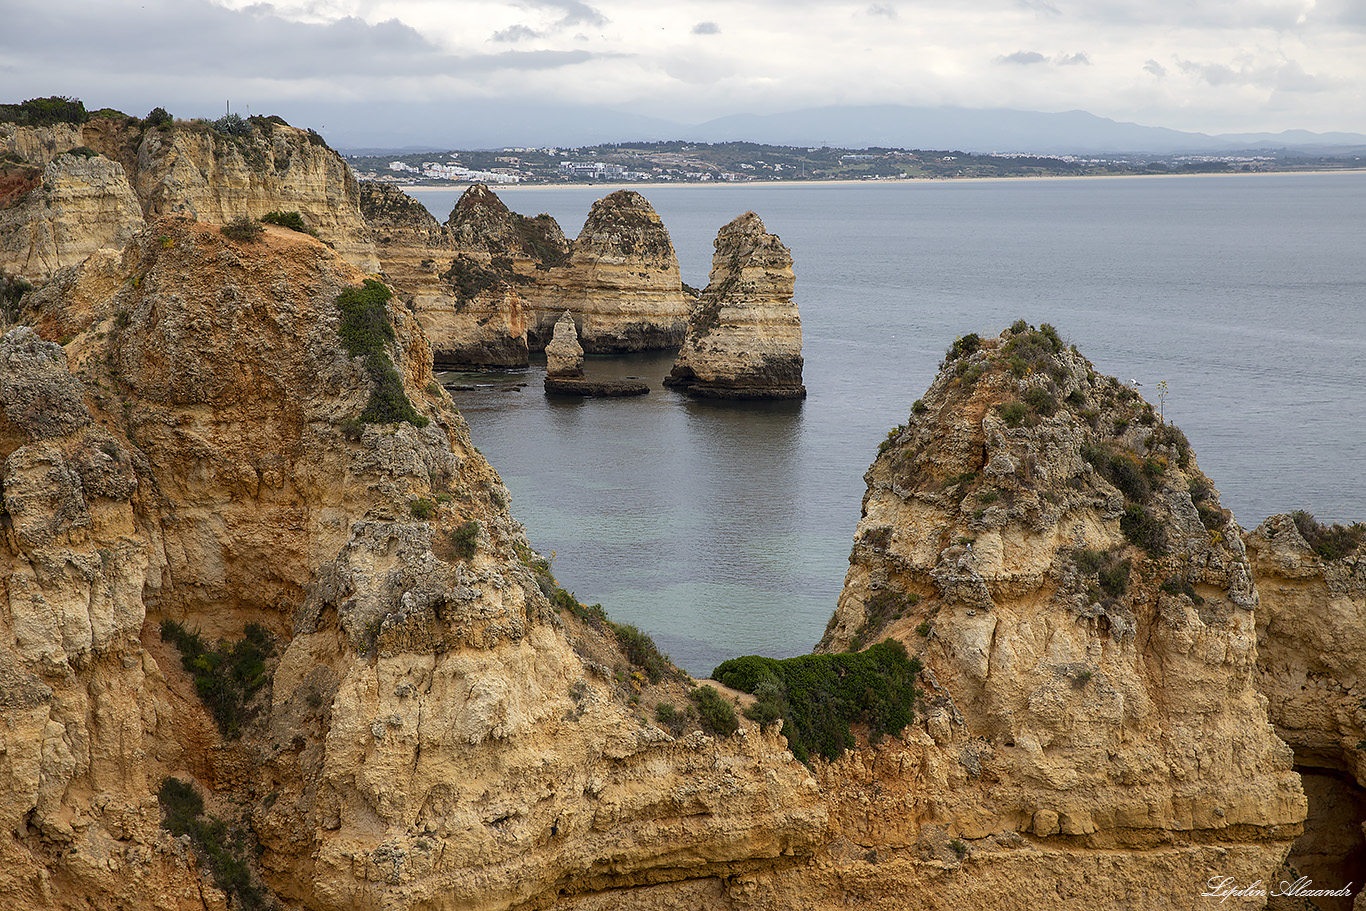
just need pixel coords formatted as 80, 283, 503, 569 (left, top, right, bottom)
665, 212, 805, 399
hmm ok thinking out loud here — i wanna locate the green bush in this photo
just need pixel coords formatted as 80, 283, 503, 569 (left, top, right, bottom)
221, 216, 264, 243
1120, 503, 1166, 556
451, 520, 479, 560
409, 498, 435, 519
611, 622, 675, 683
689, 685, 739, 736
260, 210, 315, 235
852, 590, 918, 650
1082, 443, 1152, 504
1023, 386, 1058, 416
2, 270, 33, 324
213, 112, 252, 137
143, 107, 173, 129
64, 146, 98, 159
1000, 401, 1028, 427
1291, 511, 1366, 561
1160, 576, 1204, 604
655, 702, 690, 736
713, 639, 922, 765
157, 778, 272, 911
945, 333, 980, 362
159, 620, 275, 738
0, 96, 88, 126
335, 279, 428, 428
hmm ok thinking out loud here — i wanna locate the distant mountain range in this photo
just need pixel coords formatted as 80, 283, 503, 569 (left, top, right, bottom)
312, 99, 1366, 157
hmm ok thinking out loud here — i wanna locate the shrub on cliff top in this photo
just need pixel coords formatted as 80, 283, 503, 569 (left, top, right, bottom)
261, 210, 317, 236
0, 96, 88, 126
1291, 511, 1366, 561
335, 279, 428, 428
221, 216, 264, 243
689, 685, 739, 736
712, 639, 922, 765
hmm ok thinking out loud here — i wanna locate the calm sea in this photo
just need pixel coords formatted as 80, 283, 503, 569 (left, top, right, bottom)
410, 174, 1366, 676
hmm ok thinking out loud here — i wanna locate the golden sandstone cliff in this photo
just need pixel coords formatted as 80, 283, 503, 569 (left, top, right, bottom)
1, 112, 378, 278
665, 212, 805, 400
363, 182, 693, 368
4, 103, 1366, 911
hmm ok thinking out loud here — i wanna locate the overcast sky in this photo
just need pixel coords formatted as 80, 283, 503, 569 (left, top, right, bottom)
4, 0, 1364, 145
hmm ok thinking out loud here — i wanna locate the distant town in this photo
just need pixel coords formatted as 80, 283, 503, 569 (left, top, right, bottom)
344, 140, 1364, 186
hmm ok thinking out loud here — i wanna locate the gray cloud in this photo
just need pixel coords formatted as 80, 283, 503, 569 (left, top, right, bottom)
1016, 0, 1062, 17
866, 4, 898, 18
521, 0, 608, 29
692, 21, 721, 35
492, 24, 542, 42
997, 51, 1048, 65
1057, 52, 1090, 66
1143, 59, 1167, 77
1176, 57, 1328, 93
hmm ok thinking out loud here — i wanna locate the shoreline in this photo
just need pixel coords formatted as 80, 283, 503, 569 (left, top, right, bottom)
395, 167, 1366, 196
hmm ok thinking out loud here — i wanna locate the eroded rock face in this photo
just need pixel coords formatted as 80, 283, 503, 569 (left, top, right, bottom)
0, 219, 824, 911
814, 323, 1304, 905
0, 117, 378, 281
1246, 514, 1366, 907
665, 212, 804, 399
533, 190, 692, 353
545, 311, 584, 378
0, 152, 144, 279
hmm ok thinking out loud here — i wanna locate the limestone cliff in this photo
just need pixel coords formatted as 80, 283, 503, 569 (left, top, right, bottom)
0, 114, 378, 281
809, 323, 1305, 906
665, 212, 805, 399
1, 219, 824, 911
534, 190, 692, 353
1246, 514, 1366, 907
0, 150, 144, 278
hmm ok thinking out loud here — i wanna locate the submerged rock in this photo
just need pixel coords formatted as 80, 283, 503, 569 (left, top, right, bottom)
665, 211, 805, 399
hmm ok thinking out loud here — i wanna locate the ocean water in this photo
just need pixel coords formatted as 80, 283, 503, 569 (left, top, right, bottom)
410, 174, 1366, 676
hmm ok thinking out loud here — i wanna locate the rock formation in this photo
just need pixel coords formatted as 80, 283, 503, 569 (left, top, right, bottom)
812, 323, 1305, 906
1246, 514, 1366, 907
534, 190, 692, 352
543, 310, 648, 397
364, 183, 694, 367
1, 113, 378, 281
665, 212, 805, 399
545, 310, 584, 378
0, 217, 816, 911
0, 151, 144, 278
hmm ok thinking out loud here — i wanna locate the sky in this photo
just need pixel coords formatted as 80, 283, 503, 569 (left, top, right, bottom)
3, 0, 1365, 147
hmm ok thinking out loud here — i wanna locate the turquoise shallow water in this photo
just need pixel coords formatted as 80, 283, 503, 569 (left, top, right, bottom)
417, 174, 1366, 675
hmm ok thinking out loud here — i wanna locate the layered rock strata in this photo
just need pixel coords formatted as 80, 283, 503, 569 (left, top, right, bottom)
0, 219, 820, 911
1246, 515, 1366, 908
543, 310, 649, 397
814, 323, 1305, 904
665, 212, 805, 399
534, 190, 692, 352
1, 115, 378, 281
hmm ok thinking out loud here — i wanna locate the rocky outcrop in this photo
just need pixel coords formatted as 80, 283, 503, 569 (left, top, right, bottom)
1, 218, 819, 911
0, 116, 378, 281
359, 180, 531, 369
543, 310, 648, 397
665, 212, 804, 399
0, 151, 144, 278
1246, 514, 1366, 908
537, 190, 692, 352
545, 310, 584, 378
814, 323, 1305, 905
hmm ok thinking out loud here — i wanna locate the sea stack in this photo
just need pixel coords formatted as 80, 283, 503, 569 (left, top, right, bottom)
665, 211, 805, 399
543, 310, 649, 397
535, 190, 691, 352
545, 310, 584, 378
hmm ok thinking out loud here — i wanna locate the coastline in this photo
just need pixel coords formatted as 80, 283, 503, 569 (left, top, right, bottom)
396, 167, 1366, 197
